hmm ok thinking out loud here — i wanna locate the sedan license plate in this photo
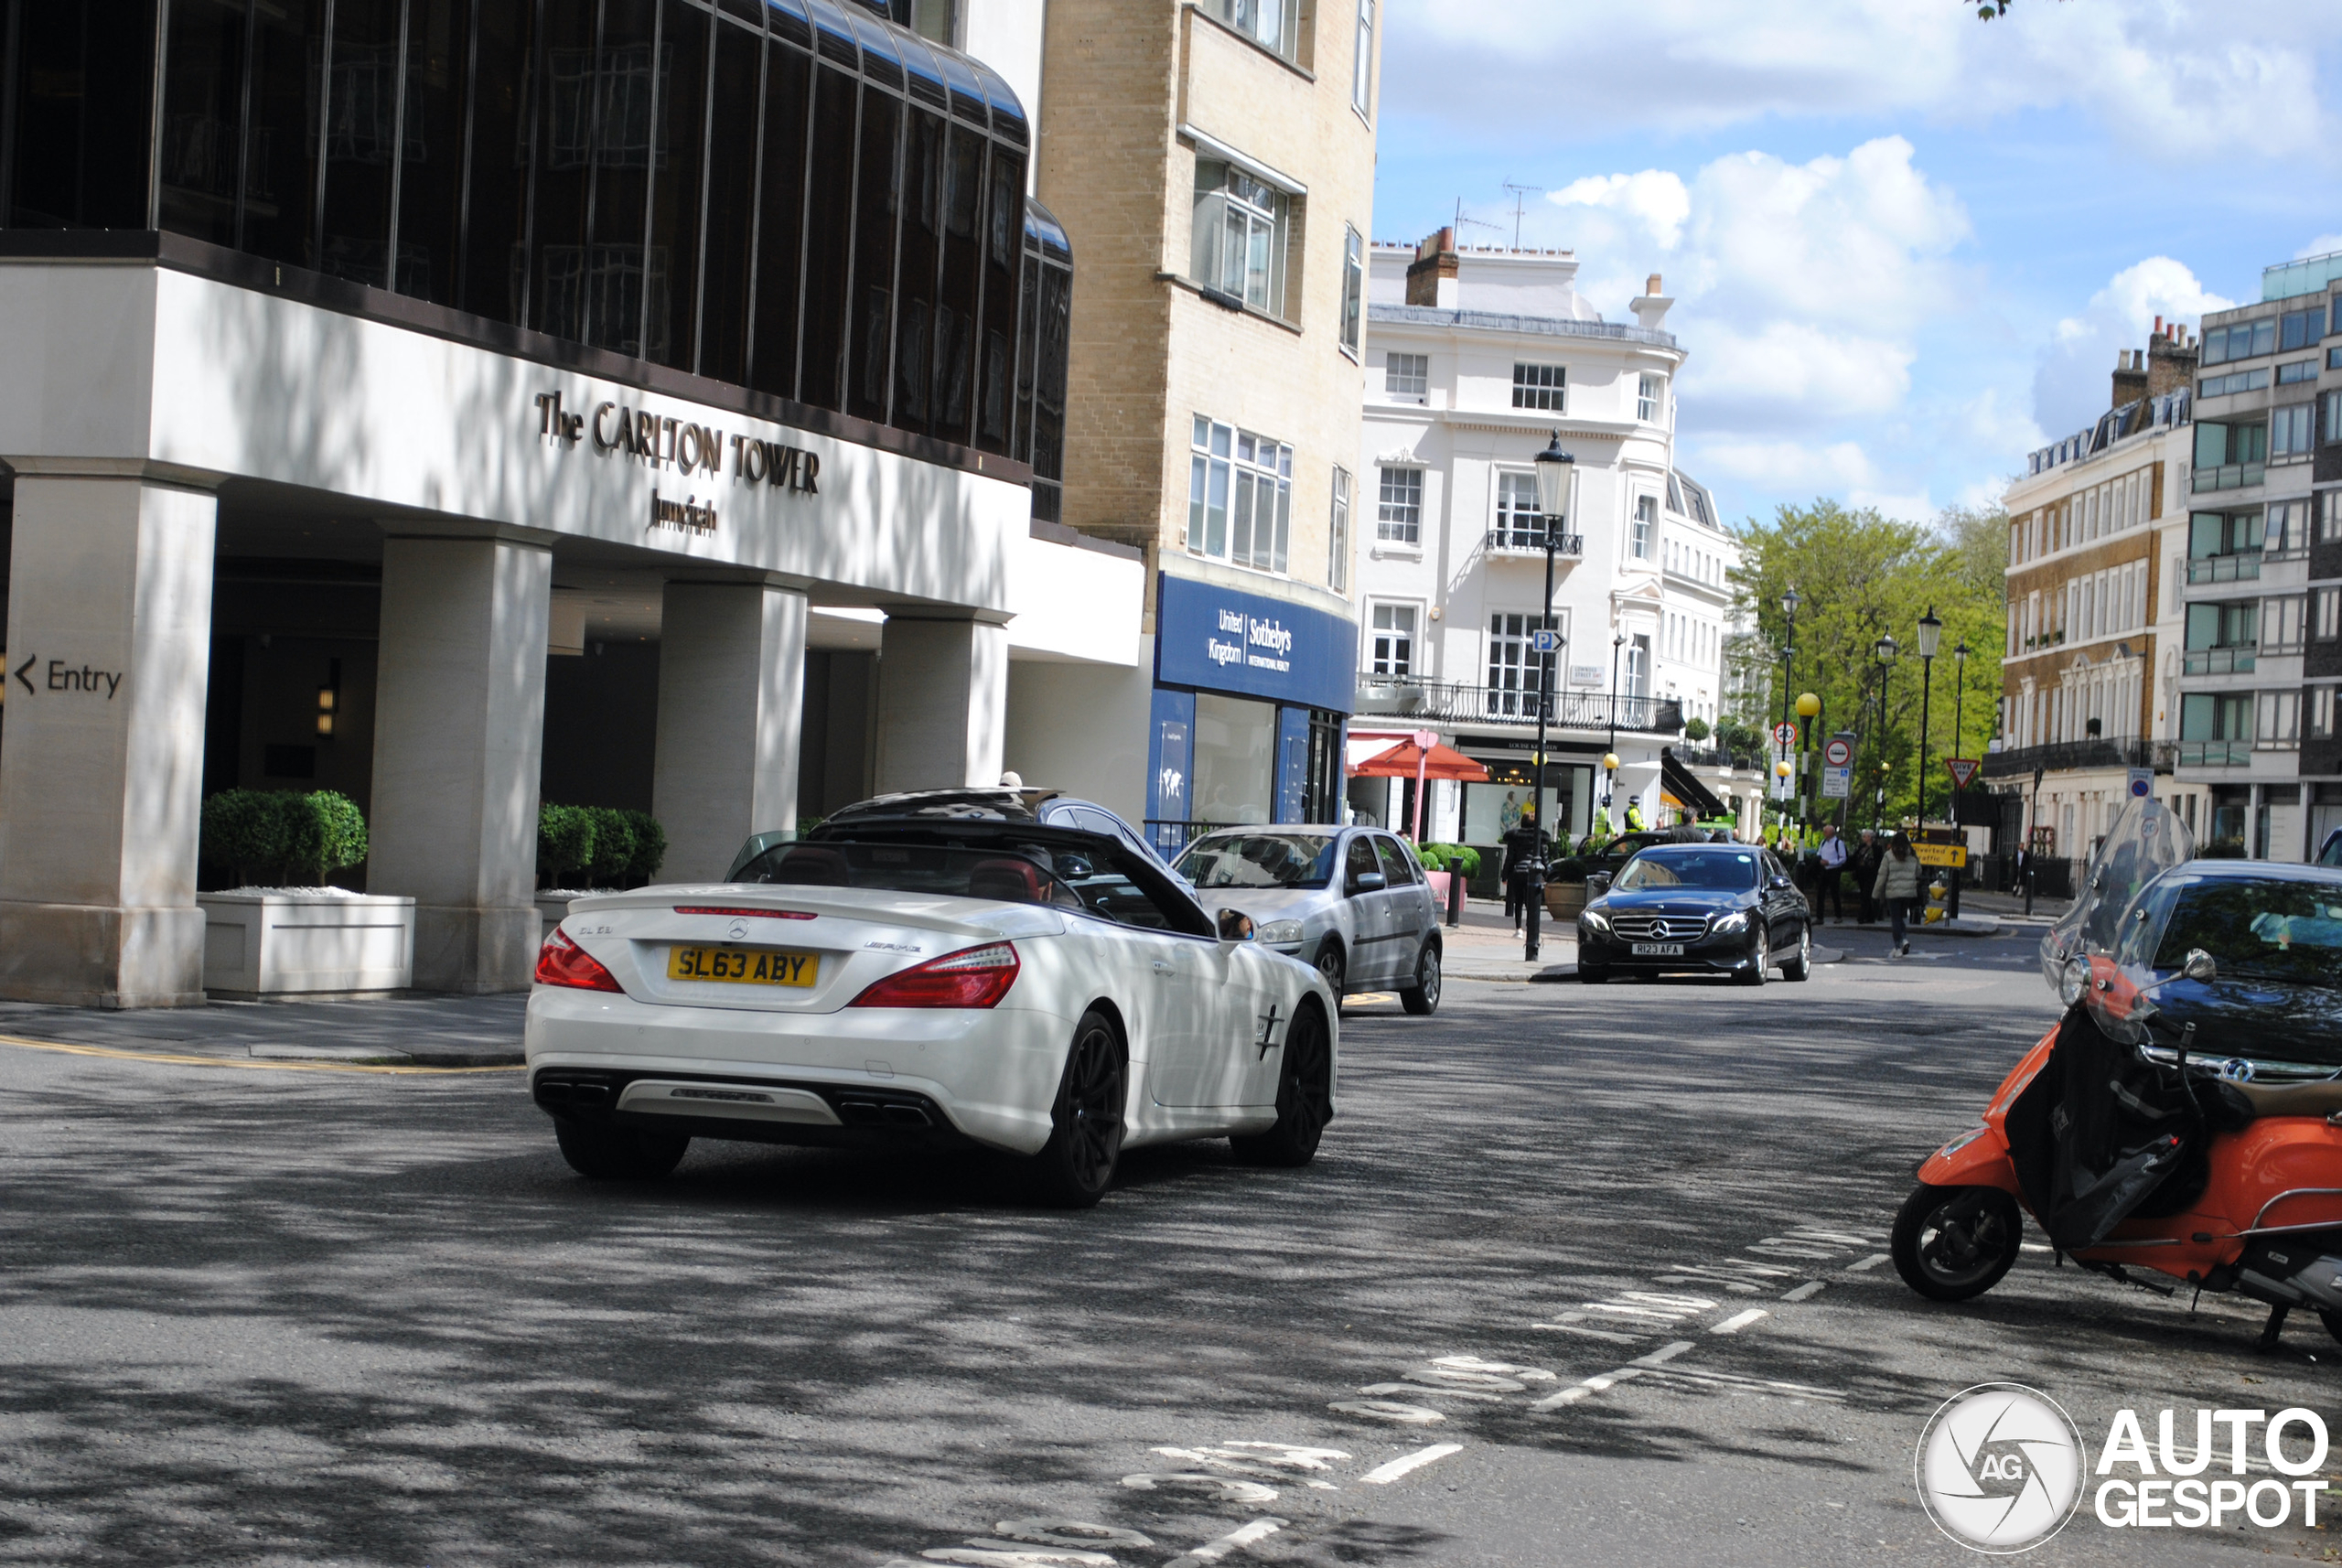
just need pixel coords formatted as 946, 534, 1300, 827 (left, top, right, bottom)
1631, 941, 1686, 957
667, 946, 819, 986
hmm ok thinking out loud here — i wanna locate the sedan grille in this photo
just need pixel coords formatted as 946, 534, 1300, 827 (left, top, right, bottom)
1610, 913, 1711, 942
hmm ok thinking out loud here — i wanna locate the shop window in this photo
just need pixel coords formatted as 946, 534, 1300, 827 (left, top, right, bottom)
1377, 467, 1423, 544
1192, 693, 1277, 827
1192, 158, 1292, 318
1189, 417, 1291, 573
1367, 604, 1416, 677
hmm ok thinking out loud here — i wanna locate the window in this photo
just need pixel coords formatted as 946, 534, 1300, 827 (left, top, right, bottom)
2268, 499, 2309, 553
1625, 634, 1651, 700
2324, 391, 2342, 443
2316, 586, 2339, 642
1368, 604, 1416, 676
1511, 362, 1565, 412
1631, 496, 1656, 560
2262, 596, 2306, 655
1340, 227, 1364, 358
1377, 467, 1423, 543
2282, 306, 2326, 351
908, 0, 957, 43
2279, 360, 2317, 385
2202, 317, 2277, 366
2313, 685, 2339, 742
2258, 689, 2301, 748
1328, 467, 1352, 592
1638, 373, 1660, 423
2200, 368, 2271, 398
1351, 0, 1374, 115
1486, 613, 1549, 718
2272, 404, 2315, 458
1207, 0, 1302, 61
2325, 490, 2342, 543
1192, 160, 1290, 317
1384, 352, 1428, 399
1188, 416, 1292, 573
2331, 347, 2342, 371
1493, 472, 1541, 548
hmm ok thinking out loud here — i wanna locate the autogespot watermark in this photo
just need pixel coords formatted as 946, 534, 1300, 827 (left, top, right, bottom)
1916, 1383, 2331, 1553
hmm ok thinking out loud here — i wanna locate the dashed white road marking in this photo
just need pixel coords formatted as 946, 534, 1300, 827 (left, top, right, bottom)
1326, 1399, 1446, 1424
1120, 1474, 1279, 1504
1163, 1517, 1286, 1568
1846, 1252, 1890, 1272
1359, 1443, 1465, 1486
922, 1546, 1115, 1567
1528, 1340, 1694, 1412
1710, 1308, 1769, 1335
1526, 1318, 1641, 1343
1358, 1381, 1504, 1402
1780, 1281, 1826, 1302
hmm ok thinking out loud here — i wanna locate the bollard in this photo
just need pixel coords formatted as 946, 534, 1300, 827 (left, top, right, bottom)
1446, 866, 1465, 928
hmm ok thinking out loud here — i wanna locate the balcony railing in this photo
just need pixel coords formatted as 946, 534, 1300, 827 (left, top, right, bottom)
2193, 462, 2264, 493
1352, 677, 1683, 735
1484, 528, 1584, 558
2182, 646, 2257, 675
1982, 737, 2170, 779
2187, 553, 2261, 585
2175, 740, 2251, 767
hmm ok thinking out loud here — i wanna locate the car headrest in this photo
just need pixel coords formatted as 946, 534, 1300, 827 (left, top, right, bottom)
771, 846, 851, 886
968, 857, 1047, 904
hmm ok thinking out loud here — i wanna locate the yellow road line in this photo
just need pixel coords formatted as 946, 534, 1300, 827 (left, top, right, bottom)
0, 1032, 522, 1075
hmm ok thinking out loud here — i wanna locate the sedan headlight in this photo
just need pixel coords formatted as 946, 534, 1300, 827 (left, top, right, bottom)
1256, 919, 1305, 946
1580, 908, 1610, 933
1712, 909, 1750, 935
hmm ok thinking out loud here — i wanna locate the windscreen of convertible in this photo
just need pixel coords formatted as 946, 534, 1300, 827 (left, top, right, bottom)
1613, 850, 1759, 891
735, 832, 1212, 936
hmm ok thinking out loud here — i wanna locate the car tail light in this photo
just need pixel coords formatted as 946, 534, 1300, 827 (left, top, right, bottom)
847, 941, 1020, 1009
671, 906, 817, 919
534, 927, 624, 993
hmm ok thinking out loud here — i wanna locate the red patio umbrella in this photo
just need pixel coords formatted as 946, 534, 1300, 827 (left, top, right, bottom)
1349, 736, 1489, 841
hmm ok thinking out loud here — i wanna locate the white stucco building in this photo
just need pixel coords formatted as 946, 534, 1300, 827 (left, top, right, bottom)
1348, 231, 1744, 849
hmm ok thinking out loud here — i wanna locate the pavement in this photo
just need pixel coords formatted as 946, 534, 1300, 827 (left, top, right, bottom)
5, 921, 2331, 1565
0, 992, 528, 1067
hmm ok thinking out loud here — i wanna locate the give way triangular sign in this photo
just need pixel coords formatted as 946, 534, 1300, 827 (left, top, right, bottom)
1945, 757, 1981, 791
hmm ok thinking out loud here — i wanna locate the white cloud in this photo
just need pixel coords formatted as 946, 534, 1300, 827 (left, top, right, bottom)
1549, 171, 1691, 250
2034, 258, 2234, 437
1691, 438, 1879, 490
2299, 234, 2342, 259
1687, 322, 1914, 424
1383, 0, 2331, 165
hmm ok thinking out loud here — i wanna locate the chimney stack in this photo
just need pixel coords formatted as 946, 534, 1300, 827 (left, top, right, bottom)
2144, 317, 2197, 400
2111, 347, 2148, 411
1645, 273, 1662, 295
1405, 228, 1460, 307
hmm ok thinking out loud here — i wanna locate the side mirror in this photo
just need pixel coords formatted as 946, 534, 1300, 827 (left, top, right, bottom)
1351, 871, 1387, 894
1053, 854, 1095, 880
1216, 908, 1256, 942
2181, 948, 2218, 983
1587, 872, 1613, 896
1769, 875, 1793, 890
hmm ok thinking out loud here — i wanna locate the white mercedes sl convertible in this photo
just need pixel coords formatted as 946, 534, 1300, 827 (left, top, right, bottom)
524, 789, 1338, 1206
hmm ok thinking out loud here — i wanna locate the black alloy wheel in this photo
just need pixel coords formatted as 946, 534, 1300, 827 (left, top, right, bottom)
1400, 940, 1442, 1015
1315, 940, 1347, 1012
554, 1119, 691, 1180
1891, 1183, 2023, 1301
1029, 1009, 1127, 1208
1779, 921, 1813, 982
1232, 1002, 1333, 1167
1735, 926, 1769, 987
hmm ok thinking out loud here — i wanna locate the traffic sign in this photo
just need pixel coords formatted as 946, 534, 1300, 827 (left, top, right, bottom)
1944, 757, 1980, 791
1915, 842, 1969, 869
1770, 721, 1798, 748
1821, 764, 1852, 800
1823, 735, 1854, 768
1531, 628, 1563, 654
2126, 768, 2154, 800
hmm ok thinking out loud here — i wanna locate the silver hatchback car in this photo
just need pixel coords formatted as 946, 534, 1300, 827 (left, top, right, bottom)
1171, 826, 1444, 1015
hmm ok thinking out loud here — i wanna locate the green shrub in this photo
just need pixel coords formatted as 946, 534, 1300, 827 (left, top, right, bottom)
1683, 716, 1712, 742
581, 807, 637, 887
200, 789, 367, 886
1423, 843, 1481, 879
619, 809, 666, 884
537, 804, 597, 887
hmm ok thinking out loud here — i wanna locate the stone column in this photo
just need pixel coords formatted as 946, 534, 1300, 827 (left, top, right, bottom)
0, 476, 217, 1007
651, 579, 809, 882
368, 532, 552, 992
875, 616, 1010, 793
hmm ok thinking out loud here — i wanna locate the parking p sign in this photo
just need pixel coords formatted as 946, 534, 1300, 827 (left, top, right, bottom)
1531, 628, 1563, 654
2127, 768, 2154, 800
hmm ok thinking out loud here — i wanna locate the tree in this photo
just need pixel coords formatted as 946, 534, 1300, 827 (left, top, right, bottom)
1725, 499, 2007, 828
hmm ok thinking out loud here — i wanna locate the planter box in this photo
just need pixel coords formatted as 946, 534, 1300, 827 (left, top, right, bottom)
540, 891, 593, 943
1544, 880, 1589, 921
199, 890, 415, 998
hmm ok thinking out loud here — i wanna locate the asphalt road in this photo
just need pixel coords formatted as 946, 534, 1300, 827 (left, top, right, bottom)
3, 923, 2338, 1566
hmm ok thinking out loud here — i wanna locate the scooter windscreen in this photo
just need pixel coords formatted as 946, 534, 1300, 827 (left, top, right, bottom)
2038, 794, 2194, 1002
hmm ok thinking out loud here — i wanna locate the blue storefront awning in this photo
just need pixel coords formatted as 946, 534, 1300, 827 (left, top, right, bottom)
1155, 572, 1357, 714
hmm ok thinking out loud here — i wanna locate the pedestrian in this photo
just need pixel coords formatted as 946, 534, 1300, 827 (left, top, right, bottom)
1851, 829, 1882, 924
1500, 808, 1549, 934
1873, 831, 1923, 957
1623, 794, 1648, 832
1814, 824, 1848, 923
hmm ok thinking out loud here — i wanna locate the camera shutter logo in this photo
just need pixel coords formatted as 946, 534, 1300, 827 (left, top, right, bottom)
1915, 1383, 2083, 1552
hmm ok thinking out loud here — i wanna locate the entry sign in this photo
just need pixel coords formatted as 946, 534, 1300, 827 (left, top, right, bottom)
1531, 628, 1563, 654
1771, 721, 1798, 748
1823, 734, 1855, 768
2127, 768, 2154, 800
1944, 757, 1980, 791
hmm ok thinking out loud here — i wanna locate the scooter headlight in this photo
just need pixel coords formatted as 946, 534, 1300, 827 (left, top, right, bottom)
2059, 955, 2090, 1007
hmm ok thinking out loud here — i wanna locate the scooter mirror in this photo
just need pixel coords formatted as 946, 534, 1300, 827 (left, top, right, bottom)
2181, 947, 2218, 983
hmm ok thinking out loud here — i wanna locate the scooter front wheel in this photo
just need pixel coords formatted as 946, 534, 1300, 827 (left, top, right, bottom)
1892, 1183, 2022, 1302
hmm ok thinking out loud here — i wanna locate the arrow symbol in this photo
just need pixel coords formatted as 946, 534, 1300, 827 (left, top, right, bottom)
13, 655, 32, 696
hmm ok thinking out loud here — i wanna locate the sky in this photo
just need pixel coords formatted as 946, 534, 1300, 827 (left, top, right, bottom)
1371, 0, 2342, 534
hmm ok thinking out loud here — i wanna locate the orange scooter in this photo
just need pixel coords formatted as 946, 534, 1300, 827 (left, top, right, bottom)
1892, 798, 2342, 1350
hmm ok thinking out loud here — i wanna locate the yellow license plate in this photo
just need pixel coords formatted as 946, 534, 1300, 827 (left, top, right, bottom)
667, 946, 820, 986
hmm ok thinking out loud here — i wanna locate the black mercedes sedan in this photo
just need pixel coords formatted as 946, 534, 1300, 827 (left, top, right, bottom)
1575, 843, 1813, 985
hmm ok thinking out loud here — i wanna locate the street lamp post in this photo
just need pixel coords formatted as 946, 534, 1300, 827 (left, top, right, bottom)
1605, 630, 1627, 799
1947, 637, 1969, 918
1777, 586, 1800, 836
1915, 606, 1942, 825
1521, 433, 1575, 964
1873, 633, 1898, 828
